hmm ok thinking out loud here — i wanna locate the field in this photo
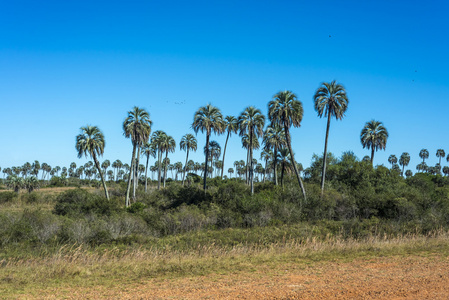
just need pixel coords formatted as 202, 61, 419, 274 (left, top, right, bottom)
1, 177, 449, 299
2, 230, 449, 299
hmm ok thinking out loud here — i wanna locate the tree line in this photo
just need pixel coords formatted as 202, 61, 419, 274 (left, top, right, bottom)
3, 81, 448, 207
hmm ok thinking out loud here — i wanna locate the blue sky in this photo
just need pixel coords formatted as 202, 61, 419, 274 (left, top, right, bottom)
1, 0, 448, 174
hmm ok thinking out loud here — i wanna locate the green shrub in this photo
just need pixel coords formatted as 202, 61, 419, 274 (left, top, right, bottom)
127, 202, 147, 213
53, 188, 121, 217
0, 191, 18, 204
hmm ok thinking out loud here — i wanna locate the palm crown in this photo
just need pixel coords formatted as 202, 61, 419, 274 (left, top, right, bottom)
123, 106, 152, 147
76, 125, 105, 159
268, 91, 303, 128
192, 104, 224, 136
314, 80, 348, 119
360, 120, 388, 164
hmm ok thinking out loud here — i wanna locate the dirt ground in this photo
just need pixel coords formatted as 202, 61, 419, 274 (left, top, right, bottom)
29, 254, 449, 299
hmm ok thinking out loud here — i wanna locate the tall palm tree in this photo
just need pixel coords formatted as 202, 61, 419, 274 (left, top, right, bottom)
268, 90, 307, 201
238, 106, 265, 194
399, 152, 410, 176
142, 141, 156, 192
263, 124, 285, 186
360, 120, 388, 165
161, 134, 176, 188
123, 106, 152, 206
436, 149, 445, 166
31, 160, 40, 178
112, 159, 122, 181
192, 104, 224, 191
388, 155, 398, 169
207, 140, 221, 178
151, 130, 167, 190
174, 161, 183, 181
419, 149, 429, 163
101, 159, 110, 175
221, 116, 238, 179
313, 81, 349, 194
241, 133, 260, 184
180, 133, 197, 185
75, 125, 109, 200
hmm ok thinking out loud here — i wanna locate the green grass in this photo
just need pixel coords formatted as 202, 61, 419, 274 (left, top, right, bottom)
1, 227, 449, 298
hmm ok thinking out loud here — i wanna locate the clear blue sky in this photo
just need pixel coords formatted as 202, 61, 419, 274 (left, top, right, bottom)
1, 0, 448, 174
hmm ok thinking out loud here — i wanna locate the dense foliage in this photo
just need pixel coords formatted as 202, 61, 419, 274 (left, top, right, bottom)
1, 152, 449, 249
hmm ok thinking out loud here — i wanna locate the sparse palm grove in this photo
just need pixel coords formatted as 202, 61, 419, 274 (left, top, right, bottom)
2, 84, 449, 253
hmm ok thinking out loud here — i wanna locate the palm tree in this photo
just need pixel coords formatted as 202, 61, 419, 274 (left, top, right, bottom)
239, 106, 265, 194
151, 130, 167, 190
75, 125, 109, 200
313, 81, 349, 194
443, 166, 449, 176
192, 104, 224, 191
228, 167, 234, 178
221, 116, 238, 179
142, 141, 156, 192
112, 159, 122, 181
263, 124, 285, 185
241, 133, 260, 184
123, 106, 152, 206
161, 134, 176, 187
388, 155, 398, 169
101, 159, 110, 175
180, 133, 197, 185
207, 140, 221, 178
25, 176, 39, 193
436, 149, 445, 166
360, 120, 388, 165
419, 149, 429, 163
174, 161, 183, 181
416, 162, 427, 173
31, 161, 40, 178
268, 90, 307, 201
399, 152, 410, 176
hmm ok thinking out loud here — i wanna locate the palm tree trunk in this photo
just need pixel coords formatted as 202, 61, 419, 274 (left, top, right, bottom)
182, 149, 190, 186
133, 146, 141, 202
320, 113, 331, 195
284, 126, 307, 203
246, 150, 249, 185
221, 131, 230, 179
371, 147, 375, 165
274, 147, 278, 186
157, 149, 162, 190
263, 158, 267, 183
163, 150, 168, 188
144, 153, 149, 192
249, 131, 254, 195
125, 144, 136, 207
281, 161, 285, 187
203, 133, 210, 191
93, 154, 109, 200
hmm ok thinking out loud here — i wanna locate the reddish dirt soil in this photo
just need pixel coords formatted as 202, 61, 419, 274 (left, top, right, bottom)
32, 254, 449, 299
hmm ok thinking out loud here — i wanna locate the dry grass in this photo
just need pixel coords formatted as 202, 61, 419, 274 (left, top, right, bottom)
1, 229, 448, 298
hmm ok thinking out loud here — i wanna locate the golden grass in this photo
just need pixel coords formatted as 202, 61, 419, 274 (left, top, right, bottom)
1, 229, 448, 298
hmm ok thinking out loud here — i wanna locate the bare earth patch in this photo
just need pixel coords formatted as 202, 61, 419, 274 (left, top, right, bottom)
28, 254, 449, 299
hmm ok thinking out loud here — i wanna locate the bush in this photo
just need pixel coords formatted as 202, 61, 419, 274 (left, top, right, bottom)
0, 191, 18, 204
53, 188, 121, 217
